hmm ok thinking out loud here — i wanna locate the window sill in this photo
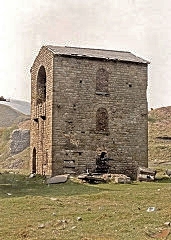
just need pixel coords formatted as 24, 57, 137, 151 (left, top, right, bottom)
95, 91, 110, 96
90, 130, 110, 136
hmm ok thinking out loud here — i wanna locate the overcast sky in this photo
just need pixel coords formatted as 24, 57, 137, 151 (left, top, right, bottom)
0, 0, 171, 109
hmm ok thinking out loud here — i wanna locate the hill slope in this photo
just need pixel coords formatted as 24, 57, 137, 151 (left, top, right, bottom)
0, 99, 30, 115
148, 106, 171, 167
1, 104, 171, 173
0, 104, 29, 127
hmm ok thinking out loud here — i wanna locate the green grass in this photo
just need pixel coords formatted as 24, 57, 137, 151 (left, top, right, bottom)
0, 173, 171, 240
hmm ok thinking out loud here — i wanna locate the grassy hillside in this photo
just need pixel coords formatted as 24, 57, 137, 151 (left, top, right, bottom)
0, 124, 30, 173
148, 106, 171, 169
0, 103, 30, 172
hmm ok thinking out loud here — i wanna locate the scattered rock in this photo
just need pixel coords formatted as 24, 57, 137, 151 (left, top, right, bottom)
164, 222, 171, 226
112, 174, 131, 184
147, 207, 156, 212
28, 173, 36, 178
78, 173, 131, 184
47, 174, 69, 184
137, 167, 156, 182
50, 197, 57, 201
77, 217, 82, 221
38, 224, 45, 229
7, 193, 12, 196
151, 228, 170, 239
166, 169, 171, 177
61, 219, 67, 223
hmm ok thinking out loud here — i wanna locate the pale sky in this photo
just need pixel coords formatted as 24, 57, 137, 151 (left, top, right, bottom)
0, 0, 171, 109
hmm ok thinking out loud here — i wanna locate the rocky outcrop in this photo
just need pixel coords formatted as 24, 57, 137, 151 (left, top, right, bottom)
10, 129, 30, 155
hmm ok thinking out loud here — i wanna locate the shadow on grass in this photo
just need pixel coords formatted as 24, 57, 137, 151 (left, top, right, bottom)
155, 176, 171, 183
2, 173, 169, 199
0, 173, 107, 199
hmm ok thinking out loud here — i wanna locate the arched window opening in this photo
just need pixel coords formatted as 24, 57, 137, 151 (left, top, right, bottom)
37, 66, 46, 104
96, 108, 109, 132
32, 147, 37, 173
96, 68, 109, 93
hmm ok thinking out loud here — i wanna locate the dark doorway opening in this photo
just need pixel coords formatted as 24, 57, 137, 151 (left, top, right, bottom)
32, 147, 37, 173
96, 152, 110, 173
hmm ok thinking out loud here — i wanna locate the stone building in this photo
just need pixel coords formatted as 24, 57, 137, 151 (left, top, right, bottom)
30, 46, 149, 179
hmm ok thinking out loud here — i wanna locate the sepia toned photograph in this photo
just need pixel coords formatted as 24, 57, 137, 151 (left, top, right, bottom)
0, 1, 171, 239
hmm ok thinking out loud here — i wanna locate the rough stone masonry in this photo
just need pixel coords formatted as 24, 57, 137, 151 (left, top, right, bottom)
30, 45, 149, 179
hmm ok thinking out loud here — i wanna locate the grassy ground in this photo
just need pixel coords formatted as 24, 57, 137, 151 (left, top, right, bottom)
0, 173, 171, 240
1, 107, 171, 239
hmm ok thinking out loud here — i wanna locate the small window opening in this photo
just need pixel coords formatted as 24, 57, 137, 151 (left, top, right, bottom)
41, 116, 46, 120
126, 82, 132, 88
32, 147, 37, 174
33, 118, 38, 122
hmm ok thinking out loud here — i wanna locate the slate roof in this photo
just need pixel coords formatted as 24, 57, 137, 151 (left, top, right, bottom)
46, 45, 149, 64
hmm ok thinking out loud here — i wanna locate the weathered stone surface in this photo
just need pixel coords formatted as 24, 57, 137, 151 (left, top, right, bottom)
113, 175, 131, 184
166, 169, 171, 177
46, 174, 69, 184
30, 46, 148, 179
10, 129, 30, 155
137, 167, 156, 182
78, 173, 131, 184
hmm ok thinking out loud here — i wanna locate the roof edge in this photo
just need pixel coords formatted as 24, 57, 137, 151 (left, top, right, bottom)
45, 45, 150, 64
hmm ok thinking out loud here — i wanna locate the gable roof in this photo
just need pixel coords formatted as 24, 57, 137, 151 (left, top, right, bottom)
46, 45, 149, 64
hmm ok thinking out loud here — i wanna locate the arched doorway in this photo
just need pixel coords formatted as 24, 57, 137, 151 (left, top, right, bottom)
32, 147, 37, 173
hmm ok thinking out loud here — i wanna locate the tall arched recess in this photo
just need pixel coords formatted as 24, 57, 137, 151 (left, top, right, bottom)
32, 147, 37, 174
96, 68, 109, 93
36, 65, 46, 105
96, 108, 109, 132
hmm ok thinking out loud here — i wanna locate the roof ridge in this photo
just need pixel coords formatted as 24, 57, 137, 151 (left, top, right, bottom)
45, 45, 149, 64
46, 45, 131, 54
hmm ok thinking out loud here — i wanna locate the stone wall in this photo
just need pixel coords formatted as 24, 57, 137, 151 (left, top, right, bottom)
30, 47, 148, 179
52, 56, 148, 178
30, 46, 53, 175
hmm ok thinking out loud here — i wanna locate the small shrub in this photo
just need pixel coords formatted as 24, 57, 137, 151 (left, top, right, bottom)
148, 117, 156, 123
